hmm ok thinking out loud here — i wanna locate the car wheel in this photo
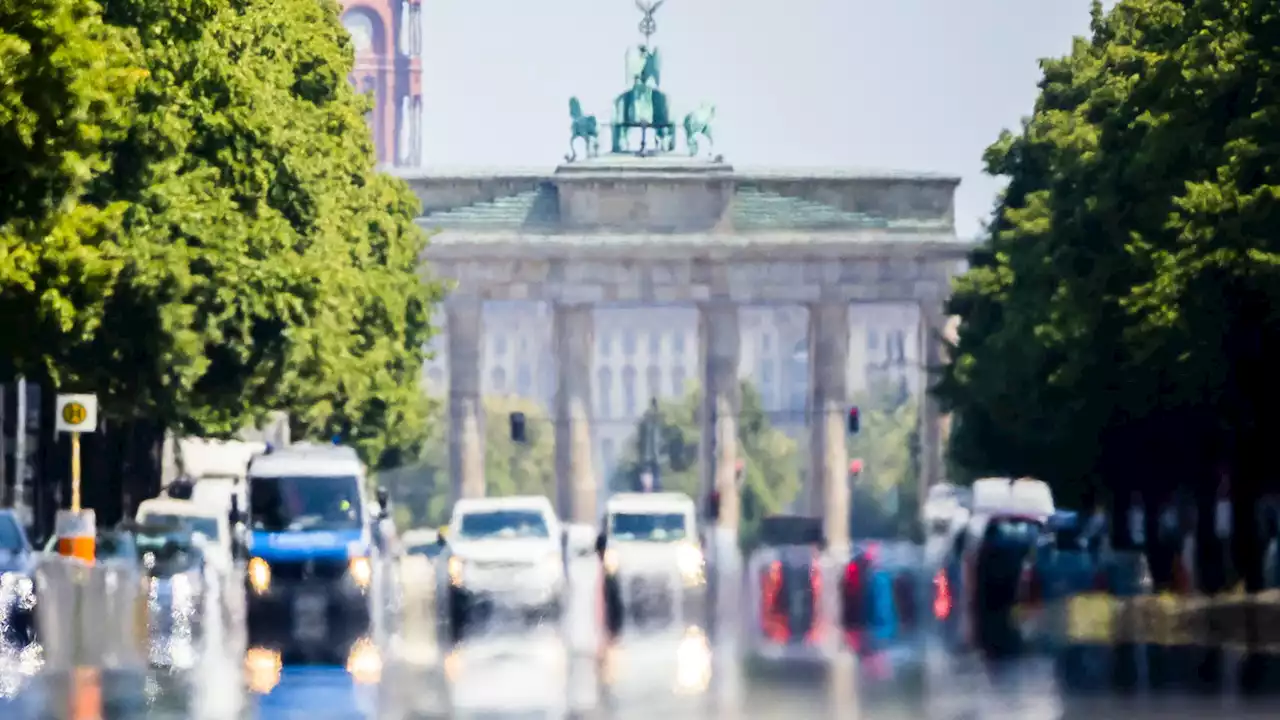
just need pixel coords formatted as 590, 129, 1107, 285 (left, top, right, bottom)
447, 589, 469, 643
544, 593, 565, 621
604, 580, 624, 637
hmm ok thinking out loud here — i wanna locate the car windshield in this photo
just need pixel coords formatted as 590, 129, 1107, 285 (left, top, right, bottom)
141, 513, 220, 540
0, 515, 26, 552
249, 475, 362, 532
609, 512, 687, 542
455, 510, 549, 540
984, 518, 1042, 547
96, 532, 137, 561
135, 530, 200, 575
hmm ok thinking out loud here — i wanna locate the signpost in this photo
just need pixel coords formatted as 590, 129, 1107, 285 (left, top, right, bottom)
54, 394, 97, 563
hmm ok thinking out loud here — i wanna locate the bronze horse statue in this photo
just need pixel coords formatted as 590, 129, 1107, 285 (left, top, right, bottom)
566, 97, 599, 162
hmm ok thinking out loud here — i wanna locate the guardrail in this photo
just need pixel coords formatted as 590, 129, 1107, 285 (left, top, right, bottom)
33, 554, 150, 720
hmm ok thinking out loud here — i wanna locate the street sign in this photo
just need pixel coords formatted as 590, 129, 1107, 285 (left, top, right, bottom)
55, 394, 98, 434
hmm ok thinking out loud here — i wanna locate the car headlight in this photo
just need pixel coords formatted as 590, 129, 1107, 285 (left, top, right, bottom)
676, 543, 705, 586
348, 557, 373, 590
544, 550, 563, 578
602, 549, 619, 576
170, 572, 191, 602
448, 556, 465, 587
248, 557, 271, 595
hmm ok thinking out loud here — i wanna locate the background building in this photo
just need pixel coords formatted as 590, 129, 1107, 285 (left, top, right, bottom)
421, 302, 923, 482
339, 0, 423, 167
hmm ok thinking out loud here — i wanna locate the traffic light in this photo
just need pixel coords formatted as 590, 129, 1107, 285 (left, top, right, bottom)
847, 406, 860, 435
510, 411, 527, 443
706, 490, 721, 521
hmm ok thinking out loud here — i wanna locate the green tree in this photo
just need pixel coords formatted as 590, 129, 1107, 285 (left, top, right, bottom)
612, 382, 800, 548
847, 378, 919, 538
0, 0, 147, 379
936, 0, 1280, 589
376, 394, 557, 528
3, 0, 442, 521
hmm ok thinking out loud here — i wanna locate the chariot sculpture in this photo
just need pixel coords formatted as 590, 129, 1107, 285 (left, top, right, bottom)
565, 0, 720, 162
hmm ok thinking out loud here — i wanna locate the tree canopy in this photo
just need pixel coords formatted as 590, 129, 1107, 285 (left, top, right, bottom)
847, 378, 920, 538
937, 0, 1280, 514
2, 0, 440, 474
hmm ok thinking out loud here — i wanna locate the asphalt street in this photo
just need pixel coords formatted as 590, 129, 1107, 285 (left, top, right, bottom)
5, 554, 1280, 718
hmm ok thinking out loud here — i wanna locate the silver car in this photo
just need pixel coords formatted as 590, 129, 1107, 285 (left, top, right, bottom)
131, 522, 208, 670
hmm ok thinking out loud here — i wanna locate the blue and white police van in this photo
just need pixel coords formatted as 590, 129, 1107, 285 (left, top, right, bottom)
241, 443, 397, 664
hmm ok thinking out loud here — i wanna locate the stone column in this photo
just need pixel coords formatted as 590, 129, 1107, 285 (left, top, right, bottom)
447, 299, 485, 502
699, 301, 741, 643
699, 303, 741, 530
808, 301, 851, 554
917, 301, 947, 507
554, 304, 596, 524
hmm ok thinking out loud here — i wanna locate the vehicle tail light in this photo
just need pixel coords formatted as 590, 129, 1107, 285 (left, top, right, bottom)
842, 556, 868, 627
804, 561, 823, 644
760, 561, 789, 643
933, 569, 952, 620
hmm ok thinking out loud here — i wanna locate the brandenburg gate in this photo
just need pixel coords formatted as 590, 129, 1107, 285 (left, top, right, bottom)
399, 5, 969, 551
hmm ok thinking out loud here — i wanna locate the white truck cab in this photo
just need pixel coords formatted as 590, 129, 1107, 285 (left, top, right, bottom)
601, 492, 703, 581
439, 496, 565, 640
599, 492, 706, 635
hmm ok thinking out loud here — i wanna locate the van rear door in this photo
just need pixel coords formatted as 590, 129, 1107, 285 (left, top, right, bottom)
976, 515, 1043, 611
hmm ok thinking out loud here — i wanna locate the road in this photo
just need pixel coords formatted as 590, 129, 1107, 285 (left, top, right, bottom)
6, 553, 1280, 717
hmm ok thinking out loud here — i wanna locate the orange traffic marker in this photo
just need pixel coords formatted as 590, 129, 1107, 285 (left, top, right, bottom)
69, 667, 102, 720
55, 510, 96, 564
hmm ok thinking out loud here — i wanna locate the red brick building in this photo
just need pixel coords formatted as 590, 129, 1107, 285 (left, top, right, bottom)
340, 0, 423, 167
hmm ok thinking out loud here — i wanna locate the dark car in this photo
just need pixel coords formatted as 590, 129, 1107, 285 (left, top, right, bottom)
0, 510, 37, 647
753, 515, 826, 651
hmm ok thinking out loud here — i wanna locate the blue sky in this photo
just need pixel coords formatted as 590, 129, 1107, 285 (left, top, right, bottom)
420, 0, 1104, 239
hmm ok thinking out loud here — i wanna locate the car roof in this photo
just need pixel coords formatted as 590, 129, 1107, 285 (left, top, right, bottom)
137, 498, 222, 519
758, 515, 824, 547
453, 496, 555, 514
607, 492, 696, 512
971, 477, 1055, 518
248, 444, 362, 479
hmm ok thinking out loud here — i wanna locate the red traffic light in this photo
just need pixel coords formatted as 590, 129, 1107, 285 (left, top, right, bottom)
847, 407, 860, 434
849, 458, 864, 475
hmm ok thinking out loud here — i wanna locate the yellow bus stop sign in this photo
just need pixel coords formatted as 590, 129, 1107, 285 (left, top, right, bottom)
55, 394, 98, 433
62, 402, 87, 426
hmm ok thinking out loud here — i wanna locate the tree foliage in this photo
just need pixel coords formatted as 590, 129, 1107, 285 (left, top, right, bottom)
1, 0, 441, 472
847, 378, 920, 537
0, 0, 147, 377
612, 382, 801, 547
937, 0, 1280, 518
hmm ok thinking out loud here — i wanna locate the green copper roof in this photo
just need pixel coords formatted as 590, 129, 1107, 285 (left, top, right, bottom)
421, 186, 559, 230
419, 185, 949, 232
734, 186, 888, 230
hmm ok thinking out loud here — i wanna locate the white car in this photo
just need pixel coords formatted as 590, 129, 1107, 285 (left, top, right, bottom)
136, 497, 233, 575
437, 496, 566, 640
599, 492, 706, 634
